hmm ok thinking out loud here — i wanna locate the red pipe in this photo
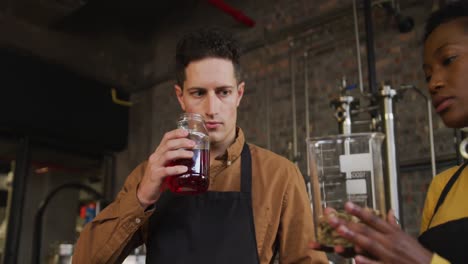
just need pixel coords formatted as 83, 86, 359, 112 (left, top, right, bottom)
207, 0, 256, 27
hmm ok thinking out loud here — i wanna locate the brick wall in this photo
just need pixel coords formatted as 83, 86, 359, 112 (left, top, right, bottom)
116, 0, 458, 237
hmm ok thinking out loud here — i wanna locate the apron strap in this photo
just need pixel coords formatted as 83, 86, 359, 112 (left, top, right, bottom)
240, 143, 260, 263
240, 143, 252, 193
428, 161, 468, 227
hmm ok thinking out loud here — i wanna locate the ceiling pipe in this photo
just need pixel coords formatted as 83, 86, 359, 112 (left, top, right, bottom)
207, 0, 255, 27
364, 0, 378, 96
381, 1, 414, 33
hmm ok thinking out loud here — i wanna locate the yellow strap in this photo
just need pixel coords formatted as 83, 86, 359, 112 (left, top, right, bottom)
431, 253, 451, 264
111, 88, 132, 107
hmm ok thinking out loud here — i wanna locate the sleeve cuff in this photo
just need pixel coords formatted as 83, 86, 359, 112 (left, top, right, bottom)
431, 253, 451, 264
119, 181, 154, 225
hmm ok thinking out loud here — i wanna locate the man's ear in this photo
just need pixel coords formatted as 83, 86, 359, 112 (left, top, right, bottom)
236, 82, 245, 107
174, 84, 186, 111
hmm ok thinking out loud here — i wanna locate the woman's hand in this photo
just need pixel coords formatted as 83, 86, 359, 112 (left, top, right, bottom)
328, 202, 433, 264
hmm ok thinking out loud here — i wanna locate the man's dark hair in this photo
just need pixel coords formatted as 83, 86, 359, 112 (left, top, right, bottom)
424, 1, 468, 41
175, 27, 241, 87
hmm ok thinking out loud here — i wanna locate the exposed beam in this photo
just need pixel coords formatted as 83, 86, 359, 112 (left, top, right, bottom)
0, 13, 153, 92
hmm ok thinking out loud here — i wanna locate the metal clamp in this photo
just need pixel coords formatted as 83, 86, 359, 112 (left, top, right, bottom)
460, 138, 468, 159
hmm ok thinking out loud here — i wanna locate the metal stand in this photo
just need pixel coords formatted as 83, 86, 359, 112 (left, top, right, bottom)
4, 137, 30, 264
330, 78, 359, 135
380, 85, 401, 222
332, 96, 355, 135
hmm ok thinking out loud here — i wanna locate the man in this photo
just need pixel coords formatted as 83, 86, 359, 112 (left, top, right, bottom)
73, 28, 327, 264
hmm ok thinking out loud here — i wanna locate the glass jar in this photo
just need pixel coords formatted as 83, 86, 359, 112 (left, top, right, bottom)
306, 133, 386, 248
165, 113, 210, 195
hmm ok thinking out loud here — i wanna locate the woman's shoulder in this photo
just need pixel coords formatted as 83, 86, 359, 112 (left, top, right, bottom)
431, 164, 465, 190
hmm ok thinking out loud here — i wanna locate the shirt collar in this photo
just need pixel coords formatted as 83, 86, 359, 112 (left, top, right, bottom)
215, 127, 245, 165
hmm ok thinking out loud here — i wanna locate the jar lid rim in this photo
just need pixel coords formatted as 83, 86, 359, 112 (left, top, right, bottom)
179, 113, 205, 121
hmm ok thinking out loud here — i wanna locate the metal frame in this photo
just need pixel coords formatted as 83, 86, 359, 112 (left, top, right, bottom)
4, 137, 30, 264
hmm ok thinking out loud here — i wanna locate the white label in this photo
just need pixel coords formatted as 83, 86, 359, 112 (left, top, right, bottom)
340, 153, 373, 195
346, 178, 367, 195
339, 153, 373, 175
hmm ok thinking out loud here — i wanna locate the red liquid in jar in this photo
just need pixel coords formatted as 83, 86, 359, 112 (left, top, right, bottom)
165, 148, 209, 195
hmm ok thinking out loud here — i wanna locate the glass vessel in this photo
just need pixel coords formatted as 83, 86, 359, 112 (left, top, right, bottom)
165, 113, 210, 195
307, 133, 386, 247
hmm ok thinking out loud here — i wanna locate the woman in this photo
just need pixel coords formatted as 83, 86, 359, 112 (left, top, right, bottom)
311, 1, 468, 263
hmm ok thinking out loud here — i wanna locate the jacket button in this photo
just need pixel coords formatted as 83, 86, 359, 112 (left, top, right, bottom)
135, 218, 141, 224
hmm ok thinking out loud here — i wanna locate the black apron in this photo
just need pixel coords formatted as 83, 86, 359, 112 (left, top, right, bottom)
146, 143, 260, 264
418, 162, 468, 264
